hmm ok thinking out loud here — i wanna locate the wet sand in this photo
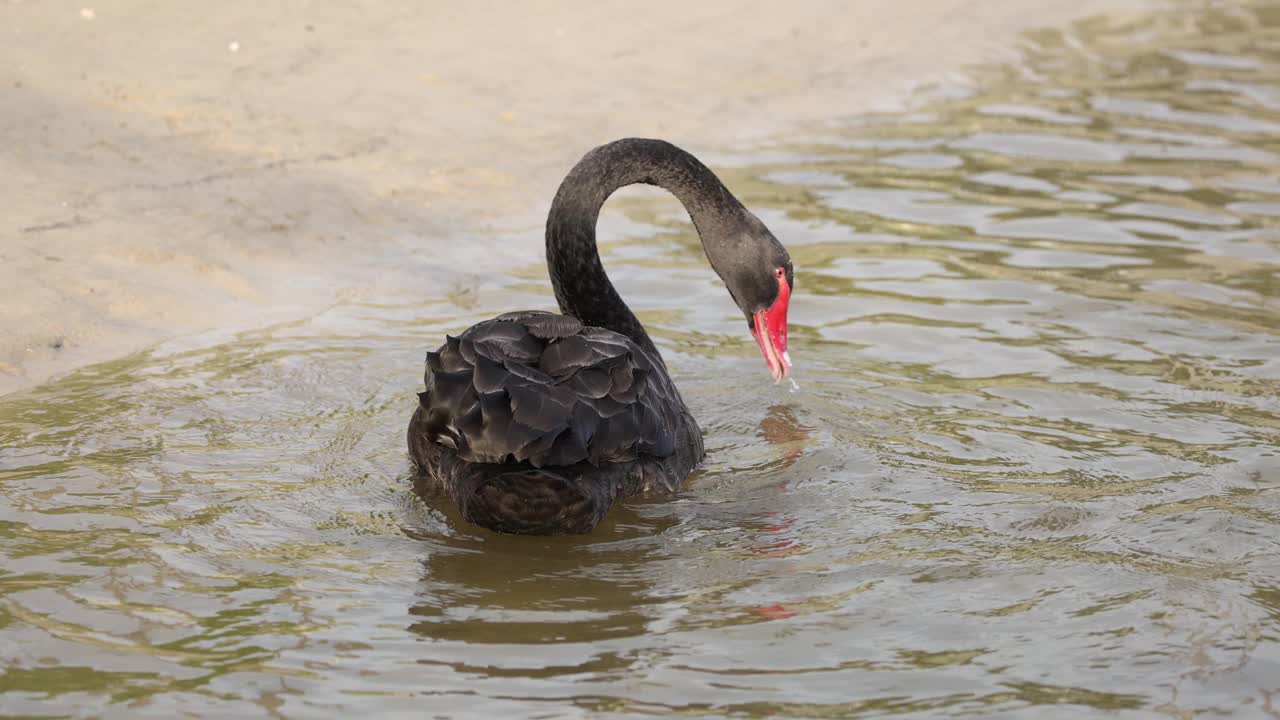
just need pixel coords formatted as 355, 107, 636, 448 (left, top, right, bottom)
0, 0, 1155, 396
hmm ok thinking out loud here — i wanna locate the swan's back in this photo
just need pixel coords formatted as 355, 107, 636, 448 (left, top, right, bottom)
408, 311, 702, 534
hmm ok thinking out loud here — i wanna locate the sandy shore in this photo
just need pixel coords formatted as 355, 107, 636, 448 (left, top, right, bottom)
0, 0, 1156, 396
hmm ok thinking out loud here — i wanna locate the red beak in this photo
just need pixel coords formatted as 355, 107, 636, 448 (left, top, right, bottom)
751, 274, 792, 383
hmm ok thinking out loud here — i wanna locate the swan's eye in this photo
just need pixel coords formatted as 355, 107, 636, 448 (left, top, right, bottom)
774, 267, 785, 279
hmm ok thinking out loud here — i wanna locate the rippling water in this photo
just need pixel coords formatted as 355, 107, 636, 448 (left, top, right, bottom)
3, 4, 1280, 718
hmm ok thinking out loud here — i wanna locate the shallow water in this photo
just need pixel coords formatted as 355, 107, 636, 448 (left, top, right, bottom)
3, 3, 1280, 718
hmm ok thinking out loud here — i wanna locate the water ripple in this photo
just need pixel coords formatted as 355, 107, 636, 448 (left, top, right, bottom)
2, 3, 1280, 718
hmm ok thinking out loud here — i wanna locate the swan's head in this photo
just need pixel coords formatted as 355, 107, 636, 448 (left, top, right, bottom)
745, 262, 794, 384
718, 221, 794, 384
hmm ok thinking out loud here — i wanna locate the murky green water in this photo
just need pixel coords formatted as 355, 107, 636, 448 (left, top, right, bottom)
3, 4, 1280, 718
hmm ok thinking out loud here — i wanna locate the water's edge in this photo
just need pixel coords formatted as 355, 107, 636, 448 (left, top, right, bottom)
1, 2, 1278, 718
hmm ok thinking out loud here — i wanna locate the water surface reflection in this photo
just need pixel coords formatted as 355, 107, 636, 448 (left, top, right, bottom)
2, 3, 1279, 718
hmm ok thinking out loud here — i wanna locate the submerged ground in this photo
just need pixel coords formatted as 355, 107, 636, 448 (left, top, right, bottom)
0, 0, 1153, 396
2, 2, 1280, 718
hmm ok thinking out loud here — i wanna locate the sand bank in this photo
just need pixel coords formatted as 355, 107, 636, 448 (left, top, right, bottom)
0, 0, 1155, 396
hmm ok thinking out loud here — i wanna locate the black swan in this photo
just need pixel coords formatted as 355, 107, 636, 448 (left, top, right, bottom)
409, 138, 793, 535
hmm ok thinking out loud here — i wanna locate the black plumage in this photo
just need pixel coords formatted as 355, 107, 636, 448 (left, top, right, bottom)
409, 139, 793, 535
409, 311, 700, 534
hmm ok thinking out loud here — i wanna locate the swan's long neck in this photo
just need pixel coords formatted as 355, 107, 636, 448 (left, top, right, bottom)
545, 138, 747, 357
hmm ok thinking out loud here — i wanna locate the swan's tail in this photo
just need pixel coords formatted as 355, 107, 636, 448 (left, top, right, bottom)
410, 404, 625, 535
452, 466, 618, 535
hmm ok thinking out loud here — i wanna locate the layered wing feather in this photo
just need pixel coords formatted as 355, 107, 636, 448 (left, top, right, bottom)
417, 311, 683, 468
